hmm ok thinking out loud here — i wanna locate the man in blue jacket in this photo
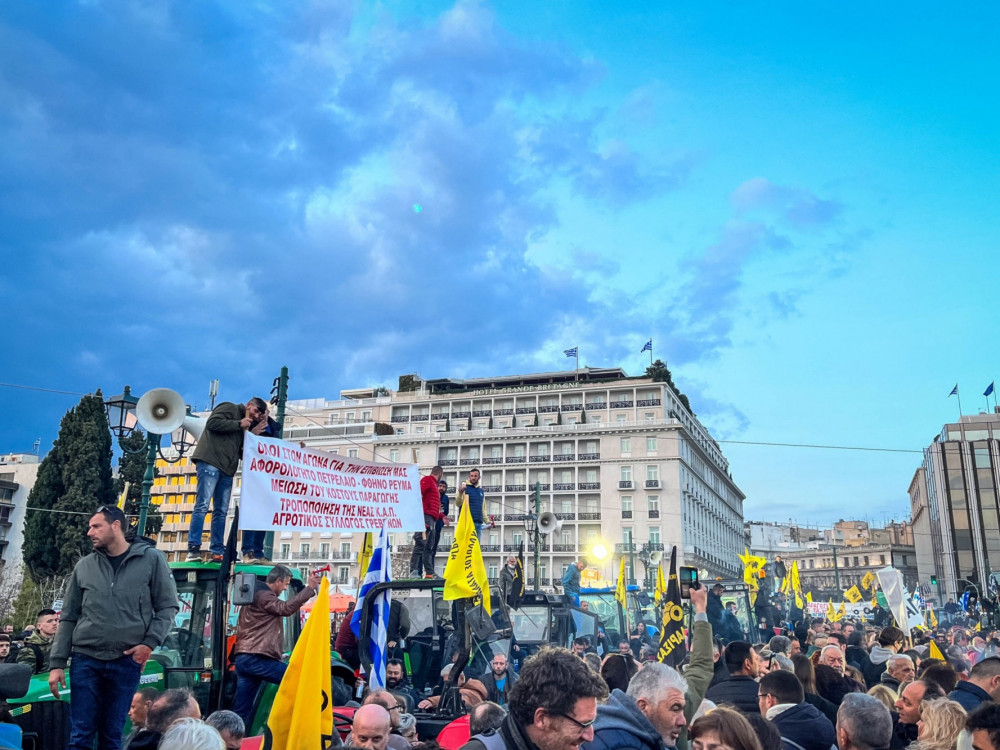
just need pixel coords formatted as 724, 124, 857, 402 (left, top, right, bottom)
562, 560, 586, 606
705, 641, 761, 714
459, 469, 486, 539
758, 670, 836, 750
584, 663, 688, 750
949, 657, 1000, 712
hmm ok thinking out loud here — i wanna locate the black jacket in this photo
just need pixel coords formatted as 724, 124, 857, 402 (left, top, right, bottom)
889, 713, 918, 750
770, 703, 836, 750
949, 681, 992, 712
804, 693, 839, 726
481, 669, 518, 705
586, 688, 668, 750
705, 674, 761, 715
462, 714, 541, 750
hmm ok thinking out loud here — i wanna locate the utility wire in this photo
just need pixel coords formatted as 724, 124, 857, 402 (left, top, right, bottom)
0, 382, 88, 396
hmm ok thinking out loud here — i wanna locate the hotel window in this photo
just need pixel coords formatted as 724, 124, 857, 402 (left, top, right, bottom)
348, 449, 359, 458
648, 496, 659, 511
620, 437, 631, 453
621, 466, 632, 482
649, 527, 661, 544
280, 544, 291, 558
299, 543, 310, 556
346, 412, 355, 422
647, 465, 659, 481
646, 437, 657, 452
488, 564, 498, 578
622, 496, 633, 512
389, 449, 399, 462
338, 567, 349, 583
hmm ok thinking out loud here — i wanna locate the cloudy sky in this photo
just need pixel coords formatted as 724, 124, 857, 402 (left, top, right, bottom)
2, 1, 997, 526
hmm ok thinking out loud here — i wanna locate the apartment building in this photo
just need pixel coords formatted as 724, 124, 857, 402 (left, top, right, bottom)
0, 453, 40, 571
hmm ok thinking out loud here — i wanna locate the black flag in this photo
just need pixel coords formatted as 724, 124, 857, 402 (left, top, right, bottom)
657, 546, 687, 667
509, 541, 526, 609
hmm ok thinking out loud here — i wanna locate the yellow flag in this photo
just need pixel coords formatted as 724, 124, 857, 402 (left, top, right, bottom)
654, 563, 667, 605
357, 532, 374, 587
929, 640, 945, 661
806, 591, 813, 603
929, 608, 938, 628
871, 592, 879, 609
266, 577, 333, 749
826, 600, 836, 620
443, 501, 492, 614
837, 602, 847, 618
976, 621, 982, 632
861, 571, 875, 590
844, 585, 863, 604
616, 557, 628, 611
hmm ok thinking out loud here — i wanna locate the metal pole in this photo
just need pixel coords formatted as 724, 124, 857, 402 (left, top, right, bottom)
138, 435, 159, 536
629, 545, 636, 587
263, 366, 289, 561
832, 545, 841, 592
534, 482, 541, 590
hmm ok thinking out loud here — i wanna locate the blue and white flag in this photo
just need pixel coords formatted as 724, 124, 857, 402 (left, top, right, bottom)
350, 524, 393, 688
640, 339, 652, 354
564, 347, 578, 358
949, 384, 959, 397
961, 590, 970, 612
986, 382, 995, 397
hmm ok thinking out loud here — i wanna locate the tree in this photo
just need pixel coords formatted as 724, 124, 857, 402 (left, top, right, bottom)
113, 431, 162, 538
22, 392, 115, 579
645, 359, 692, 413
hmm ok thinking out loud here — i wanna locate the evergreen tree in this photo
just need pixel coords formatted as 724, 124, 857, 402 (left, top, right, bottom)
22, 393, 115, 579
113, 431, 162, 538
645, 359, 692, 413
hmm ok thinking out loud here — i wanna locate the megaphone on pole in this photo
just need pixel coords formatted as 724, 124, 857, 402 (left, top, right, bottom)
136, 389, 187, 434
649, 550, 663, 565
536, 511, 563, 536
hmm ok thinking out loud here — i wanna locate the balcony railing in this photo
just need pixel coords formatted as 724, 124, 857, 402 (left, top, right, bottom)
505, 456, 526, 464
481, 485, 502, 493
502, 514, 526, 521
505, 485, 526, 492
637, 399, 662, 407
648, 509, 660, 519
645, 479, 661, 488
553, 454, 575, 462
553, 544, 576, 552
610, 401, 633, 409
562, 403, 582, 411
643, 542, 665, 551
579, 482, 600, 490
579, 512, 601, 520
531, 483, 550, 491
538, 405, 559, 413
481, 545, 501, 552
619, 481, 633, 489
578, 453, 600, 460
555, 512, 576, 521
515, 407, 536, 414
621, 510, 633, 519
502, 544, 521, 552
390, 416, 410, 423
460, 458, 480, 465
494, 409, 514, 416
331, 550, 356, 560
411, 414, 429, 421
553, 483, 575, 491
616, 543, 636, 553
452, 411, 470, 419
473, 410, 492, 417
530, 455, 549, 463
439, 459, 457, 466
483, 457, 502, 464
586, 402, 607, 409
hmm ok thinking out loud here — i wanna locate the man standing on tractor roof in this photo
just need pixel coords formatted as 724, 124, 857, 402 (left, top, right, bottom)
231, 564, 321, 727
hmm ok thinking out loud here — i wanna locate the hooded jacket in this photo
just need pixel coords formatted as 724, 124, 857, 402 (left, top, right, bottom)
190, 401, 247, 476
769, 702, 836, 750
863, 645, 894, 688
50, 538, 178, 669
586, 688, 668, 750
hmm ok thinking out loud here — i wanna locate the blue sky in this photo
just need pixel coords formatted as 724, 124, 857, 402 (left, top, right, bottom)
2, 1, 998, 526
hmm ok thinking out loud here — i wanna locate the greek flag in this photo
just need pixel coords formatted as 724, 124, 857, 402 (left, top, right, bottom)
350, 524, 393, 688
564, 347, 578, 358
986, 382, 995, 397
949, 384, 959, 397
640, 339, 652, 353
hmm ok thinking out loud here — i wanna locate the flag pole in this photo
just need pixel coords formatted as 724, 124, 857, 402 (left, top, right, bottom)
957, 387, 963, 419
649, 338, 653, 366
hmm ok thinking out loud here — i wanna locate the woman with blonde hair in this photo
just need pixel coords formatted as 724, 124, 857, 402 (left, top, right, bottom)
690, 705, 764, 750
867, 684, 898, 712
911, 699, 967, 750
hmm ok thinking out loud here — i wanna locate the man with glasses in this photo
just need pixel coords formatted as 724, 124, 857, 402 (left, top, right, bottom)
462, 647, 609, 750
48, 505, 178, 750
758, 670, 835, 750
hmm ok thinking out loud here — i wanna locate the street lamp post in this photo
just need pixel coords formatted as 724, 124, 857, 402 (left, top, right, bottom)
104, 386, 196, 537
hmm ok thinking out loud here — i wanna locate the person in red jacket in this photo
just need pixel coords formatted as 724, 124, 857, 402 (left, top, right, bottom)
410, 466, 445, 578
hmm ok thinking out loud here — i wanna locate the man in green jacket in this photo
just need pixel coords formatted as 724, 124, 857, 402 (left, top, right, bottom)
676, 585, 714, 750
187, 396, 267, 561
16, 607, 59, 674
49, 505, 179, 750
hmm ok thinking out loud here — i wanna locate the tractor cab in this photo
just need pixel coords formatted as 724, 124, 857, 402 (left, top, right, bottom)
710, 580, 759, 641
578, 586, 657, 648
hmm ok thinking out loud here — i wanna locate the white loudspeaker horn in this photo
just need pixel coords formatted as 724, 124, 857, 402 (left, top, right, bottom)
136, 388, 187, 434
649, 550, 663, 565
180, 415, 206, 440
536, 511, 563, 536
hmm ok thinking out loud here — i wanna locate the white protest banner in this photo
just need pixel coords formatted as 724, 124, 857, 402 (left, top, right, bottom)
876, 566, 909, 632
805, 602, 877, 620
240, 433, 423, 534
904, 593, 925, 629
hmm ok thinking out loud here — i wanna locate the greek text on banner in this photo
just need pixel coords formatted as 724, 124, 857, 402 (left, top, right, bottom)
239, 433, 424, 534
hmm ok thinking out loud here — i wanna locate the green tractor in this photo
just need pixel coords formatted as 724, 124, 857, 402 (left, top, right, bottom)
5, 560, 356, 748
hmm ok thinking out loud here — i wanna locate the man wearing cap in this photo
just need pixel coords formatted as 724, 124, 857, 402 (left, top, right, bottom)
49, 505, 178, 750
16, 608, 59, 674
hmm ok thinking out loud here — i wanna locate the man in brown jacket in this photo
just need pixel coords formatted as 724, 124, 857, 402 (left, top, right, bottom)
231, 565, 321, 725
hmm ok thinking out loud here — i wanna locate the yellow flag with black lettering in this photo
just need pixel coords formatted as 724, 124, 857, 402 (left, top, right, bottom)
443, 501, 492, 614
616, 557, 628, 611
654, 563, 667, 606
266, 577, 333, 749
844, 585, 864, 604
657, 546, 687, 667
